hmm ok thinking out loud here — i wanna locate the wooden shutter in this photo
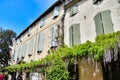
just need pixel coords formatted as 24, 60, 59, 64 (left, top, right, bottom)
94, 12, 104, 35
51, 25, 58, 47
22, 44, 26, 57
69, 26, 73, 47
73, 24, 80, 45
28, 39, 34, 55
69, 24, 80, 47
37, 32, 44, 52
17, 47, 20, 59
53, 6, 59, 18
101, 10, 114, 34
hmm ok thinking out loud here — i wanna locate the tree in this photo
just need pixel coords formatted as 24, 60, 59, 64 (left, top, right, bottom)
0, 28, 16, 67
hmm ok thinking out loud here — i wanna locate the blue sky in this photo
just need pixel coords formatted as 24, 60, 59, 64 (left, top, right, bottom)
0, 0, 56, 35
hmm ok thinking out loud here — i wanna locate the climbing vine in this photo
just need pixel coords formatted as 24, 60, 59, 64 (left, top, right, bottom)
5, 31, 120, 79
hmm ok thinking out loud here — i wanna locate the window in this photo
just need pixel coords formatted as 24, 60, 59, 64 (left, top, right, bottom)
37, 32, 44, 53
22, 43, 26, 58
28, 38, 34, 56
50, 25, 58, 48
53, 6, 59, 19
40, 17, 45, 27
94, 10, 114, 35
20, 37, 22, 42
17, 47, 21, 60
70, 5, 78, 16
69, 24, 80, 47
28, 27, 32, 36
93, 0, 103, 5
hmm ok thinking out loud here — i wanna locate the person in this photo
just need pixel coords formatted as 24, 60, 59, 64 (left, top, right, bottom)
0, 72, 4, 80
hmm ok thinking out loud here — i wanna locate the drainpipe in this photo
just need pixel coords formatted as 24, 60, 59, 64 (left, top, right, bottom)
61, 0, 66, 46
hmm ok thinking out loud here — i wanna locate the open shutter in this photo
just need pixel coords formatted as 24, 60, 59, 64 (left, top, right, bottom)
94, 12, 104, 35
73, 24, 80, 45
51, 25, 58, 47
28, 39, 34, 56
22, 44, 26, 58
69, 26, 73, 47
53, 6, 59, 18
101, 10, 114, 34
37, 32, 44, 52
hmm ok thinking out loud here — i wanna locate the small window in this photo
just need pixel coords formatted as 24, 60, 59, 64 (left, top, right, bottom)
28, 27, 32, 36
20, 37, 22, 42
70, 5, 78, 17
53, 6, 59, 19
93, 0, 103, 5
40, 17, 45, 27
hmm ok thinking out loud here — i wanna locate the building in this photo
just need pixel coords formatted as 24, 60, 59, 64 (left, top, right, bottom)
10, 0, 120, 80
12, 0, 120, 64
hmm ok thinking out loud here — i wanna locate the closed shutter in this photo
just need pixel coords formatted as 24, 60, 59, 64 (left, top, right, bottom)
22, 44, 26, 57
28, 39, 34, 55
69, 24, 80, 47
51, 25, 58, 47
53, 6, 59, 18
94, 12, 104, 35
101, 10, 114, 34
17, 47, 21, 59
69, 26, 73, 47
37, 32, 44, 52
73, 24, 80, 45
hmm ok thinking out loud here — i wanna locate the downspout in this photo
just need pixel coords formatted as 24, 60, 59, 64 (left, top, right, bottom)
61, 0, 66, 46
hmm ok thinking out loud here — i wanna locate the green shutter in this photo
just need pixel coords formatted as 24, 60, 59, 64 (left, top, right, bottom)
37, 32, 44, 52
69, 24, 80, 47
17, 47, 20, 59
101, 10, 114, 34
53, 6, 59, 18
94, 12, 104, 35
73, 24, 80, 45
29, 39, 34, 55
51, 26, 58, 47
69, 26, 73, 47
22, 44, 26, 57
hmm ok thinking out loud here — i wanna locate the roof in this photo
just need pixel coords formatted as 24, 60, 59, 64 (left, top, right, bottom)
16, 0, 63, 39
